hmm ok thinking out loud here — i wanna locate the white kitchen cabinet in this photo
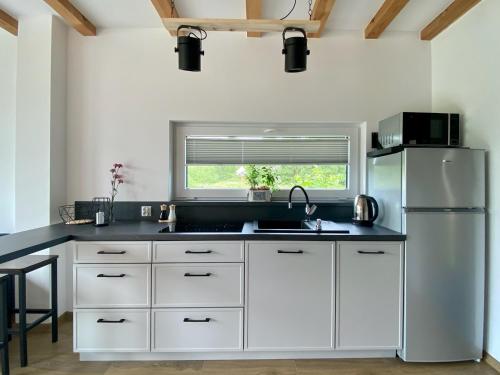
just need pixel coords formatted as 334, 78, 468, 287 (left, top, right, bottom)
74, 241, 151, 263
246, 241, 334, 351
153, 241, 244, 263
74, 309, 150, 352
152, 308, 243, 352
152, 263, 244, 307
336, 241, 403, 350
73, 264, 151, 308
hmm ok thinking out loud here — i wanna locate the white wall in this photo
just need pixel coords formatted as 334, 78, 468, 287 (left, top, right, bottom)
0, 32, 17, 234
431, 0, 500, 360
14, 15, 70, 314
66, 29, 432, 202
15, 16, 53, 232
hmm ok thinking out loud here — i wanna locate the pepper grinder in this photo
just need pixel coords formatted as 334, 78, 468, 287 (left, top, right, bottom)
158, 204, 168, 223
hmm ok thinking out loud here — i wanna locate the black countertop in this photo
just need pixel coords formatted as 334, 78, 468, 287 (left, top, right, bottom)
0, 221, 405, 263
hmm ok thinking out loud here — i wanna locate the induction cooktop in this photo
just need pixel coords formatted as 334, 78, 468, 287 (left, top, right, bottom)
158, 222, 244, 233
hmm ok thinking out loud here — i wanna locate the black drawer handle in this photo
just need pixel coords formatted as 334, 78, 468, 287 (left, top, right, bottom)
97, 274, 126, 278
97, 318, 126, 323
357, 250, 385, 255
97, 251, 126, 255
277, 250, 304, 254
185, 250, 213, 254
184, 273, 212, 277
183, 318, 211, 323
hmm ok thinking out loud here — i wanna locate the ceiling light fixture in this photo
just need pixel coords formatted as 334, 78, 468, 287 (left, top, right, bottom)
175, 25, 207, 72
282, 27, 310, 73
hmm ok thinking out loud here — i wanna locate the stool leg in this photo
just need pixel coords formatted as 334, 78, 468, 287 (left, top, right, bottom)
18, 274, 27, 367
50, 261, 58, 343
0, 280, 9, 375
6, 276, 14, 342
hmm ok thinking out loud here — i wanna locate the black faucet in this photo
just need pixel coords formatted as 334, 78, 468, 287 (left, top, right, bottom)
288, 185, 317, 221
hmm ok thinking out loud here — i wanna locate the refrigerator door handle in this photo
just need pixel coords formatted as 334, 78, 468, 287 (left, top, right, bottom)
403, 207, 485, 213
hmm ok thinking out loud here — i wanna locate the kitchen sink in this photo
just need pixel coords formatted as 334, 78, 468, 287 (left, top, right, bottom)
254, 220, 349, 234
256, 220, 309, 230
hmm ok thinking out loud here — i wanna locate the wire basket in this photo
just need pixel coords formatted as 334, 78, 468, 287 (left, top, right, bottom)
58, 205, 94, 225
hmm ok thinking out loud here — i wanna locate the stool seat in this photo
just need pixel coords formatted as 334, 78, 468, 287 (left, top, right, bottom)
0, 255, 58, 274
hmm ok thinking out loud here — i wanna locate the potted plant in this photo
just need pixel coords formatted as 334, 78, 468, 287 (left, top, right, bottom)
239, 165, 278, 202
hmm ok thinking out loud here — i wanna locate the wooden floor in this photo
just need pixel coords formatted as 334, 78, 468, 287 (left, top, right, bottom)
6, 319, 498, 375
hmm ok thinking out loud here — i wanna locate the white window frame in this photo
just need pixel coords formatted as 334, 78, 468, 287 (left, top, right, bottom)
172, 122, 361, 201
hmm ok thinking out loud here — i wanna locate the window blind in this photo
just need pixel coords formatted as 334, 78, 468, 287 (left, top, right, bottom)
185, 136, 349, 165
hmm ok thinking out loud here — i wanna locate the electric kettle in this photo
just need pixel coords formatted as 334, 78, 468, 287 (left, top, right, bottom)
353, 195, 379, 226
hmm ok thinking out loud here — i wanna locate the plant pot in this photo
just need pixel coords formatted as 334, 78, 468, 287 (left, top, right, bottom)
247, 189, 271, 202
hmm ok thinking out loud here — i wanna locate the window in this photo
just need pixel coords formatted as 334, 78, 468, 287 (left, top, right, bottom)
173, 123, 360, 200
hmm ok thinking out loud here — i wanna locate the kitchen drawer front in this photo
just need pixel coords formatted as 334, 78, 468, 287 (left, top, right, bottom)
152, 308, 243, 352
74, 264, 151, 308
152, 263, 244, 307
336, 241, 403, 350
74, 309, 150, 352
153, 241, 244, 263
74, 241, 152, 263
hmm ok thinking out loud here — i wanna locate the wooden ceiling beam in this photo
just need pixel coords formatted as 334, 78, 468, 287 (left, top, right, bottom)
246, 0, 262, 38
365, 0, 409, 39
151, 0, 179, 37
44, 0, 96, 36
308, 0, 336, 38
162, 18, 321, 34
0, 8, 18, 36
421, 0, 481, 40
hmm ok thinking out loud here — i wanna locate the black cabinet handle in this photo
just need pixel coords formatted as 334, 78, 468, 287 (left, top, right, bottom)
97, 274, 126, 278
357, 250, 385, 255
183, 318, 211, 323
97, 318, 125, 323
185, 250, 213, 254
184, 273, 212, 277
97, 251, 126, 255
277, 250, 304, 254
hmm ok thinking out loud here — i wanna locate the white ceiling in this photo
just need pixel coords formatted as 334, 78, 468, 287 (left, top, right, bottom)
0, 0, 452, 33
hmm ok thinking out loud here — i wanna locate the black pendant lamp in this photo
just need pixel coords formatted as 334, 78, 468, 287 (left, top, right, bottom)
175, 25, 206, 72
282, 27, 310, 73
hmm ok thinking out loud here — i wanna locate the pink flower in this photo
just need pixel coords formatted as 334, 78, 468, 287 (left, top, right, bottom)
118, 179, 124, 184
113, 163, 123, 168
114, 174, 124, 179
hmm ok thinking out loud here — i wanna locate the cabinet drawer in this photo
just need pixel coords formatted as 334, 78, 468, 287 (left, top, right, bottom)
74, 264, 151, 308
74, 242, 152, 263
336, 241, 403, 350
152, 308, 243, 352
74, 309, 150, 352
152, 263, 244, 307
153, 241, 244, 263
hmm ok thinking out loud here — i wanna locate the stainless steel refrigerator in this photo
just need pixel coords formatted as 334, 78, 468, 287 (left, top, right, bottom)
367, 147, 485, 362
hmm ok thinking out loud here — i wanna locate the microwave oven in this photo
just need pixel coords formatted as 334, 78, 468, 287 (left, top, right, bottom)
378, 112, 460, 149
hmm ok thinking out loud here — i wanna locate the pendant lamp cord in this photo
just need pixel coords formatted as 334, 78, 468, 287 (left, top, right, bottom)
177, 25, 207, 40
280, 0, 296, 20
281, 0, 312, 20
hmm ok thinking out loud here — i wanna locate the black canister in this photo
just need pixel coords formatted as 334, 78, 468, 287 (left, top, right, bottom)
282, 27, 310, 73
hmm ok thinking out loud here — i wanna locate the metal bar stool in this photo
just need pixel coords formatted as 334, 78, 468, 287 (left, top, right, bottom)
0, 274, 9, 375
0, 255, 58, 367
